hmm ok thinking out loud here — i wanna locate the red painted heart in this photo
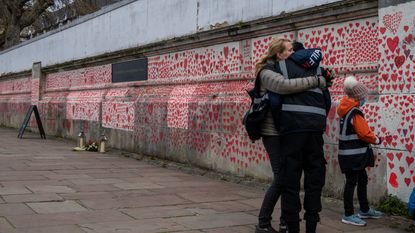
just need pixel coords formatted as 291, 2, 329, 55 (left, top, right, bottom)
406, 156, 414, 166
405, 34, 413, 44
386, 37, 399, 52
389, 172, 399, 188
405, 178, 411, 186
404, 26, 409, 32
383, 12, 403, 34
406, 143, 414, 152
398, 152, 404, 161
394, 56, 405, 68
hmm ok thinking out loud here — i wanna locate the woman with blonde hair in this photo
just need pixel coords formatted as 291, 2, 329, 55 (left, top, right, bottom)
254, 38, 327, 233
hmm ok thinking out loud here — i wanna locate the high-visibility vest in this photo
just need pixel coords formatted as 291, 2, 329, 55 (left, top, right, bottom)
338, 107, 370, 173
278, 60, 327, 134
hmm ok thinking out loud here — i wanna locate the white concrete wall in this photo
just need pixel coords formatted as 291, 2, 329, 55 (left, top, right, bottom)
0, 0, 341, 75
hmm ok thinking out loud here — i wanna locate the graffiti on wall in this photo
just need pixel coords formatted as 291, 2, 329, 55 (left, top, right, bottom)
45, 65, 111, 90
65, 91, 104, 121
2, 5, 415, 200
42, 65, 111, 123
0, 77, 31, 111
148, 42, 241, 81
296, 19, 381, 167
0, 77, 31, 94
100, 88, 135, 131
379, 3, 415, 199
298, 18, 379, 89
167, 86, 196, 129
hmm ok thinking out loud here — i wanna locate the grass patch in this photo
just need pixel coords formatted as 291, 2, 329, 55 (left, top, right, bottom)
376, 194, 410, 217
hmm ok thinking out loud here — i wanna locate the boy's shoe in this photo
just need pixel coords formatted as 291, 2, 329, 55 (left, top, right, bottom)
341, 215, 367, 226
255, 225, 278, 233
358, 208, 383, 219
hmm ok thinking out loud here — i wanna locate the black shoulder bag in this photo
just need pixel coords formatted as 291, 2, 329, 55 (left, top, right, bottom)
242, 76, 269, 142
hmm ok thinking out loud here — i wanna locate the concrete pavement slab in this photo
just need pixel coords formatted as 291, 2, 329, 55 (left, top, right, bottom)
68, 178, 124, 185
22, 165, 77, 171
0, 186, 32, 195
32, 156, 66, 159
348, 228, 407, 233
0, 217, 15, 233
177, 190, 246, 202
27, 200, 87, 214
0, 127, 412, 233
113, 182, 165, 190
1, 179, 73, 187
238, 197, 264, 208
69, 184, 121, 192
0, 203, 35, 215
52, 168, 110, 174
171, 231, 203, 233
121, 176, 185, 183
9, 225, 87, 233
59, 191, 116, 200
80, 194, 191, 210
0, 170, 56, 176
189, 200, 258, 212
2, 193, 63, 203
109, 190, 157, 198
6, 210, 133, 228
203, 225, 256, 233
0, 175, 47, 182
42, 173, 93, 180
107, 168, 143, 173
87, 172, 142, 179
79, 218, 188, 233
26, 185, 76, 193
171, 212, 257, 229
120, 205, 213, 219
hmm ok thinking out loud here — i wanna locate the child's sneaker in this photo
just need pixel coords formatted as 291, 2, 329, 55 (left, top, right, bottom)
255, 225, 278, 233
358, 208, 383, 219
341, 215, 367, 226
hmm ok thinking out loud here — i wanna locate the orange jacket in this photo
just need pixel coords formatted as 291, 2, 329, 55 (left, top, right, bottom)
337, 96, 377, 144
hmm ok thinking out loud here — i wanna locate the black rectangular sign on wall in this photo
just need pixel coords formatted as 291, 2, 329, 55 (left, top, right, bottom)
379, 0, 412, 8
112, 58, 148, 83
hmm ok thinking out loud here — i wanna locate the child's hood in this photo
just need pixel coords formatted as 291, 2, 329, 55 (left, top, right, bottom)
337, 96, 359, 118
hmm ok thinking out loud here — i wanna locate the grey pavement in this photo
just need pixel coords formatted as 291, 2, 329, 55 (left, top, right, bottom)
0, 127, 410, 233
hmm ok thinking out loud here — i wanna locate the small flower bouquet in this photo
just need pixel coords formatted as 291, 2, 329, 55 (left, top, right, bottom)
85, 140, 98, 152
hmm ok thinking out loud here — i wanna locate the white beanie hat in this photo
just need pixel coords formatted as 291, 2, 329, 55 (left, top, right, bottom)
344, 76, 368, 100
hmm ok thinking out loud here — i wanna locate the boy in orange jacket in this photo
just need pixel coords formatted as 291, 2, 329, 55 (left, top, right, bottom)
337, 76, 383, 226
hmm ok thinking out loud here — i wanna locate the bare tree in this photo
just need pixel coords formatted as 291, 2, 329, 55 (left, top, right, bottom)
0, 0, 55, 49
0, 0, 119, 50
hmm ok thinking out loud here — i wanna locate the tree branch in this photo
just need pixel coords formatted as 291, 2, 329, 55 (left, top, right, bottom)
20, 0, 54, 28
0, 31, 5, 49
19, 0, 33, 8
0, 1, 11, 25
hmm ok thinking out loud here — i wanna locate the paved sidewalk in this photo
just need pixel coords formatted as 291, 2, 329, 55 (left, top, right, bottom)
0, 127, 410, 233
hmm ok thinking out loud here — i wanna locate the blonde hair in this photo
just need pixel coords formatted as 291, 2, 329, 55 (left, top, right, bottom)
254, 38, 292, 76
